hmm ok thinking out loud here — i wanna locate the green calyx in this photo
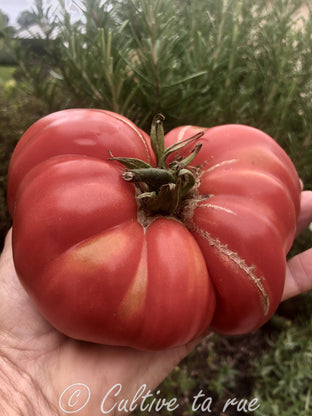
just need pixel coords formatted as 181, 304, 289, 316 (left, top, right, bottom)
109, 114, 203, 215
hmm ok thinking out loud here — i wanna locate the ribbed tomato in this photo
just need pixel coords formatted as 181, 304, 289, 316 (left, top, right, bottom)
165, 125, 300, 334
7, 109, 301, 349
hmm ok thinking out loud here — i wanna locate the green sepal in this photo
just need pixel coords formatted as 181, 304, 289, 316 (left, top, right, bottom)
108, 115, 204, 216
169, 143, 202, 171
140, 183, 178, 214
108, 150, 152, 169
158, 131, 204, 168
150, 113, 165, 167
177, 169, 196, 198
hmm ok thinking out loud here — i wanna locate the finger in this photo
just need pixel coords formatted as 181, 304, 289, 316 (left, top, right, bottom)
282, 248, 312, 301
138, 335, 205, 390
296, 191, 312, 236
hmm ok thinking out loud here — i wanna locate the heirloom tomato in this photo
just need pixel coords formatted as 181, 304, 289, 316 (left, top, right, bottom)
7, 109, 301, 350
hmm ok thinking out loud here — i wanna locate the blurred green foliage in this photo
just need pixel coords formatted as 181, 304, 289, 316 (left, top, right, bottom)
252, 293, 312, 416
0, 0, 311, 414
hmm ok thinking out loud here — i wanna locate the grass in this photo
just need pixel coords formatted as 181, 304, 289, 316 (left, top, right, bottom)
252, 294, 312, 416
0, 0, 312, 413
0, 65, 16, 85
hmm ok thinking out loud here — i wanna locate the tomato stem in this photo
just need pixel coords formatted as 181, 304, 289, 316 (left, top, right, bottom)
108, 115, 203, 215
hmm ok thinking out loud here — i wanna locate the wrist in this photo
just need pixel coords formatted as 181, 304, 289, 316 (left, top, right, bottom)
0, 353, 58, 416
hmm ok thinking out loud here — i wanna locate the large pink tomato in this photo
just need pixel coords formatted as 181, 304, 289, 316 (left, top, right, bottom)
7, 110, 301, 350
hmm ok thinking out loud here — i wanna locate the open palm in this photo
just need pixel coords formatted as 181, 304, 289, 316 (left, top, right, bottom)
0, 191, 311, 415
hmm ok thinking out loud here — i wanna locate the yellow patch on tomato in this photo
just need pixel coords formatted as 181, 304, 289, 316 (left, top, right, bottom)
118, 242, 148, 319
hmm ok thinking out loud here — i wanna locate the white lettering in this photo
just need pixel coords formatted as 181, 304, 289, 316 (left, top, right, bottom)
192, 390, 205, 411
248, 398, 261, 411
192, 390, 212, 412
101, 383, 179, 414
223, 397, 261, 412
59, 383, 91, 414
140, 387, 155, 412
164, 397, 179, 412
68, 389, 80, 408
129, 384, 148, 412
101, 383, 122, 414
223, 397, 238, 411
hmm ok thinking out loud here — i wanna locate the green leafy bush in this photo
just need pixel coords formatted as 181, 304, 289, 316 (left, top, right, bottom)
0, 0, 311, 413
252, 294, 312, 416
10, 0, 312, 179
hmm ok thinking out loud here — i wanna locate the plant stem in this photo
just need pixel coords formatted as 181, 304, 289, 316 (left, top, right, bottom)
109, 114, 203, 215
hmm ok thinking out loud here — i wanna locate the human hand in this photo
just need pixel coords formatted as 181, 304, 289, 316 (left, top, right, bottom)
0, 229, 199, 416
282, 190, 312, 301
0, 191, 311, 415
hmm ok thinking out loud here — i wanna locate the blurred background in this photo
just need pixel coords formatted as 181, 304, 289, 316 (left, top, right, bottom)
0, 1, 311, 415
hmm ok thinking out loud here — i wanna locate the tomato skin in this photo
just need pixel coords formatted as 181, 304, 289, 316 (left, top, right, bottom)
12, 156, 138, 280
8, 109, 215, 350
8, 111, 301, 348
32, 217, 215, 350
8, 109, 155, 216
165, 124, 301, 334
14, 169, 215, 348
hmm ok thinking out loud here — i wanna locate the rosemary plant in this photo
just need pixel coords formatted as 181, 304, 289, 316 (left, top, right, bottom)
0, 1, 312, 414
